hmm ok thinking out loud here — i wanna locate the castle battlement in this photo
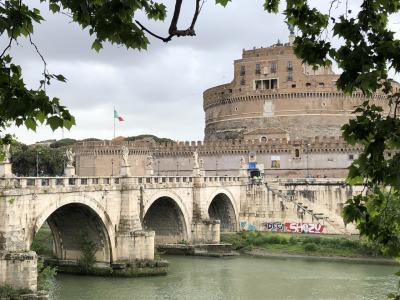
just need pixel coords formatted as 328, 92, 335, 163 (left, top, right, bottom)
74, 135, 361, 157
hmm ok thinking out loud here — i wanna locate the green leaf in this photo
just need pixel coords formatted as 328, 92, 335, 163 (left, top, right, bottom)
91, 40, 103, 52
46, 116, 63, 131
54, 74, 67, 82
35, 112, 46, 124
63, 117, 76, 130
15, 119, 23, 127
263, 0, 279, 13
216, 0, 231, 7
49, 3, 60, 13
25, 118, 37, 131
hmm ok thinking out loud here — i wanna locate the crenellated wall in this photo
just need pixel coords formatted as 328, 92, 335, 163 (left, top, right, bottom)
74, 136, 362, 178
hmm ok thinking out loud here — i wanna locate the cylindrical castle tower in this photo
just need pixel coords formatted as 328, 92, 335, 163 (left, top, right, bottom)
203, 41, 391, 141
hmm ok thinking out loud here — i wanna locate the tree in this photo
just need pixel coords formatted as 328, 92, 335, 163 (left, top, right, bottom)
11, 142, 65, 176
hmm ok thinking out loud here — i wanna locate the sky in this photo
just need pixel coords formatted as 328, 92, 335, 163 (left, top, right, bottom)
4, 0, 400, 144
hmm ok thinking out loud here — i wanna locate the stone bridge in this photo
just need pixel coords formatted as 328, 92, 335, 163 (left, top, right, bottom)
0, 173, 244, 292
0, 158, 359, 293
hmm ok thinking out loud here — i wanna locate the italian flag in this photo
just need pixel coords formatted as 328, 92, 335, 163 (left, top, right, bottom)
114, 109, 124, 122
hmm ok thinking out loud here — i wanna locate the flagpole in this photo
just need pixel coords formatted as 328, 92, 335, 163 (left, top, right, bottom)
113, 106, 116, 139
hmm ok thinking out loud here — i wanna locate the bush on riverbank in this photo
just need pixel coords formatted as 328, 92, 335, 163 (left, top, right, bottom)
221, 232, 384, 257
31, 226, 54, 257
0, 285, 32, 299
37, 259, 57, 291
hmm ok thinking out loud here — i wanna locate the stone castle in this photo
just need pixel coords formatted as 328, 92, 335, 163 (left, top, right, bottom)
203, 37, 394, 141
74, 35, 398, 179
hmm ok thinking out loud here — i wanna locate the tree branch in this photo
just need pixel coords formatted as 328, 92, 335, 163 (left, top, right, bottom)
28, 34, 48, 91
136, 0, 204, 43
0, 37, 13, 59
168, 0, 183, 35
135, 20, 172, 43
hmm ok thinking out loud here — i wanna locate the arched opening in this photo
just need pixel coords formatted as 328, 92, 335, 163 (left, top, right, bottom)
143, 197, 187, 245
31, 203, 112, 264
295, 149, 300, 158
208, 193, 237, 232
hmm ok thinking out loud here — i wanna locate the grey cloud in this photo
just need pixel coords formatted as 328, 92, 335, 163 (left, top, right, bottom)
5, 1, 399, 144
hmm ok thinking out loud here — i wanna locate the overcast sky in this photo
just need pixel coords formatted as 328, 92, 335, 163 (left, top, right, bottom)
4, 0, 400, 144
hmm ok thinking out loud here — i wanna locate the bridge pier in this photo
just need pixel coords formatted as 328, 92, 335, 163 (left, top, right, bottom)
191, 220, 220, 244
0, 232, 37, 292
116, 177, 155, 261
0, 251, 37, 292
191, 176, 221, 244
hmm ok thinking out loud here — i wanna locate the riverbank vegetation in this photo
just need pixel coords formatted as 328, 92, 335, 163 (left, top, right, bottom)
221, 232, 387, 258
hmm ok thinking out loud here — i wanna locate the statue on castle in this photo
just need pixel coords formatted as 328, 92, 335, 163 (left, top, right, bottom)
287, 22, 295, 35
65, 148, 75, 167
121, 146, 130, 166
146, 154, 153, 169
199, 158, 204, 170
193, 149, 200, 169
239, 156, 247, 177
240, 156, 246, 169
2, 144, 10, 163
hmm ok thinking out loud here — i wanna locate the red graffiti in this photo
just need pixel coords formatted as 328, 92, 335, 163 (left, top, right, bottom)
284, 222, 324, 233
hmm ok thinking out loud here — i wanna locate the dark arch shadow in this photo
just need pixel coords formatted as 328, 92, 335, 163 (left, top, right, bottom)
208, 193, 237, 232
32, 203, 112, 264
143, 197, 188, 245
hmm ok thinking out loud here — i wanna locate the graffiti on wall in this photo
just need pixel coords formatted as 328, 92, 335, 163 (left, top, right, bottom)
240, 221, 257, 231
262, 222, 324, 233
264, 222, 285, 232
284, 223, 324, 233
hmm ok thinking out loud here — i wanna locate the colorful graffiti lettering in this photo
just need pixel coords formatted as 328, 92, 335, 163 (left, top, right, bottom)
240, 221, 257, 231
262, 222, 324, 233
284, 222, 324, 234
263, 222, 285, 232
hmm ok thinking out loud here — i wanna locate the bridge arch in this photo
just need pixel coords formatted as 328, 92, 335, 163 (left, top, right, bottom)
31, 194, 115, 264
207, 190, 238, 232
143, 191, 190, 244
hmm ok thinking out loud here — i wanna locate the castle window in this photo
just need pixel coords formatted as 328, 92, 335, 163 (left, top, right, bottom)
292, 84, 296, 88
348, 154, 354, 160
295, 149, 300, 158
319, 82, 325, 87
306, 82, 311, 87
240, 78, 246, 85
270, 62, 277, 73
240, 65, 246, 76
271, 79, 278, 89
287, 71, 293, 81
255, 64, 261, 75
261, 136, 267, 142
287, 61, 293, 71
254, 78, 278, 90
235, 107, 238, 111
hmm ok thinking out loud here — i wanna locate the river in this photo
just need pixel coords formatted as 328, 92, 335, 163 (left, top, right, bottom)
51, 255, 398, 300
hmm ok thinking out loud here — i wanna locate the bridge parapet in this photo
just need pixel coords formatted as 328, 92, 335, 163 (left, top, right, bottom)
0, 176, 122, 190
0, 175, 243, 192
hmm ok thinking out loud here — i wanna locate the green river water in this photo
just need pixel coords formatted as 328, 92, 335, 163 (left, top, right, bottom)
51, 255, 398, 300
